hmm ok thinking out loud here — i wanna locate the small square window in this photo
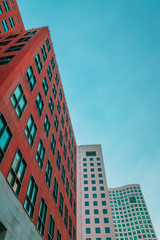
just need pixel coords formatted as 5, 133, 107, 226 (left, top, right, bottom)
35, 92, 44, 117
42, 77, 49, 96
85, 218, 90, 224
24, 114, 37, 147
35, 53, 43, 74
95, 218, 100, 224
25, 65, 36, 92
43, 114, 50, 138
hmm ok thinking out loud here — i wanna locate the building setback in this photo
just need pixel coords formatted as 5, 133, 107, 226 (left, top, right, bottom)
77, 145, 115, 240
109, 184, 158, 240
0, 1, 76, 240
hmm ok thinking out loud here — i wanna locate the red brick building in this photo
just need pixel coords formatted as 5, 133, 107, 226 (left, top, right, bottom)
0, 1, 76, 240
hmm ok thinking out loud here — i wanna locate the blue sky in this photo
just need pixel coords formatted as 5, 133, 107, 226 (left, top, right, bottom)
17, 0, 160, 237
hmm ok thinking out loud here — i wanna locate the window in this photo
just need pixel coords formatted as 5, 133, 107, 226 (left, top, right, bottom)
0, 113, 12, 164
24, 176, 38, 219
129, 196, 136, 203
98, 168, 102, 172
43, 114, 50, 138
104, 218, 109, 223
3, 1, 10, 12
35, 53, 43, 74
103, 209, 108, 214
41, 44, 47, 62
25, 65, 36, 92
35, 92, 44, 117
10, 83, 27, 119
101, 193, 105, 198
59, 192, 64, 217
93, 194, 97, 198
86, 228, 91, 234
59, 88, 63, 101
8, 16, 15, 28
84, 187, 88, 191
6, 34, 19, 39
94, 209, 99, 215
63, 144, 67, 160
102, 201, 106, 206
0, 55, 15, 65
69, 216, 72, 238
93, 201, 98, 206
47, 65, 52, 81
86, 151, 96, 156
46, 37, 51, 52
50, 56, 55, 71
55, 73, 59, 86
52, 176, 58, 204
95, 218, 100, 224
59, 130, 63, 147
65, 128, 68, 141
16, 37, 32, 42
64, 205, 68, 228
56, 150, 61, 171
52, 83, 57, 99
1, 20, 9, 32
54, 114, 59, 132
48, 97, 54, 116
70, 189, 73, 207
85, 201, 89, 206
37, 197, 47, 237
42, 76, 49, 96
66, 178, 69, 196
7, 148, 27, 196
105, 227, 110, 233
61, 114, 64, 129
45, 159, 52, 188
61, 164, 65, 185
50, 133, 56, 156
24, 30, 37, 35
63, 102, 66, 114
24, 114, 37, 147
99, 180, 103, 184
91, 174, 95, 178
73, 226, 76, 240
70, 167, 73, 183
92, 186, 96, 191
0, 6, 3, 14
100, 186, 104, 190
36, 139, 45, 169
0, 40, 11, 46
57, 100, 61, 115
47, 214, 55, 240
95, 227, 101, 234
5, 44, 25, 52
85, 209, 90, 215
92, 180, 96, 184
85, 218, 90, 224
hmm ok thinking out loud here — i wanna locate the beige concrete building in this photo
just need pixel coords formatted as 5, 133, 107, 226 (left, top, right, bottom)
77, 145, 115, 240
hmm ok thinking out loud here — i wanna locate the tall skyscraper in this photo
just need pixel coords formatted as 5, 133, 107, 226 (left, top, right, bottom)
0, 1, 76, 240
77, 145, 115, 240
109, 184, 158, 240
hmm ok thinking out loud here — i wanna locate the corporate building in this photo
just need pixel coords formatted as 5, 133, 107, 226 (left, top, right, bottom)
0, 1, 76, 240
77, 145, 115, 240
77, 145, 157, 240
109, 185, 158, 240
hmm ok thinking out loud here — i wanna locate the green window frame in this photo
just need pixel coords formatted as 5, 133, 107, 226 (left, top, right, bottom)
53, 176, 58, 204
50, 133, 56, 156
55, 73, 59, 86
24, 176, 38, 219
41, 44, 47, 62
43, 114, 50, 138
24, 114, 37, 147
47, 214, 55, 240
56, 229, 61, 240
50, 56, 55, 71
66, 178, 69, 196
1, 20, 9, 32
7, 148, 27, 196
5, 44, 25, 52
46, 37, 51, 52
35, 92, 44, 117
61, 164, 65, 185
64, 205, 68, 229
37, 197, 47, 237
54, 114, 59, 132
48, 96, 54, 116
45, 159, 52, 189
8, 16, 15, 28
69, 216, 72, 238
10, 83, 27, 119
36, 138, 45, 169
47, 65, 52, 81
59, 192, 64, 217
42, 76, 49, 96
0, 113, 12, 164
56, 150, 61, 171
35, 53, 43, 74
25, 65, 36, 92
3, 1, 10, 12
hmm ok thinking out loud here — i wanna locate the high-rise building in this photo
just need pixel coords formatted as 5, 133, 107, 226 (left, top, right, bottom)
0, 0, 24, 34
0, 1, 76, 240
77, 145, 115, 240
109, 184, 158, 240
